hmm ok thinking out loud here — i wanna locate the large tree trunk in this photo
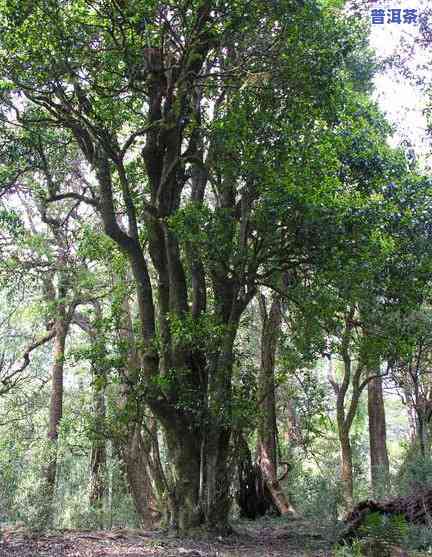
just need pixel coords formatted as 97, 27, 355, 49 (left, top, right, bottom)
202, 333, 236, 533
203, 425, 232, 532
368, 371, 390, 495
158, 353, 234, 533
163, 423, 202, 531
257, 294, 296, 516
161, 419, 232, 533
92, 20, 252, 528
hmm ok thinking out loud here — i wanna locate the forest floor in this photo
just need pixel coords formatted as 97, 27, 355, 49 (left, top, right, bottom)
0, 517, 337, 557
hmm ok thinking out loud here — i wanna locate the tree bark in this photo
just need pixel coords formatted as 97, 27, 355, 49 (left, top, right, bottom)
202, 329, 237, 533
115, 290, 162, 528
236, 433, 273, 519
89, 364, 107, 521
163, 423, 202, 531
340, 429, 354, 510
90, 21, 244, 532
329, 311, 365, 511
121, 427, 161, 528
73, 306, 108, 521
45, 317, 68, 498
35, 12, 253, 532
404, 385, 418, 444
89, 434, 106, 515
257, 294, 296, 516
368, 371, 390, 494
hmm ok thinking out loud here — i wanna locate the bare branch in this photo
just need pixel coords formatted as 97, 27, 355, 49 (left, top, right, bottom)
0, 328, 56, 394
46, 192, 100, 208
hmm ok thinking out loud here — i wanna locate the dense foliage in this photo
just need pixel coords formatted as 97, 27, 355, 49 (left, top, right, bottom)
0, 1, 430, 554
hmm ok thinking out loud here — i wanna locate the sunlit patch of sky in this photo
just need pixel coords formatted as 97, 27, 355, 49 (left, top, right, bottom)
347, 0, 431, 166
366, 0, 431, 168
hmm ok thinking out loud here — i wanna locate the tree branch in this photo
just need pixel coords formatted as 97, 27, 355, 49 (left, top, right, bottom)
1, 328, 56, 394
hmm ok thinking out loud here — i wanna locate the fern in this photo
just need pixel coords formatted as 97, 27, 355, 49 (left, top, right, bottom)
359, 511, 407, 543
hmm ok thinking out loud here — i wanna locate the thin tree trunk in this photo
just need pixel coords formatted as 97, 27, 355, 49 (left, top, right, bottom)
45, 318, 68, 498
403, 385, 418, 443
412, 373, 427, 457
329, 312, 367, 511
340, 429, 354, 509
89, 368, 107, 521
286, 399, 299, 442
417, 411, 427, 457
257, 294, 296, 516
121, 427, 161, 528
89, 436, 106, 513
368, 371, 390, 494
73, 306, 108, 520
115, 289, 162, 528
35, 198, 73, 520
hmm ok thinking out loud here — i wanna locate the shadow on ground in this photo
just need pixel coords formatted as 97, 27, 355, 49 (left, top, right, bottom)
0, 518, 334, 556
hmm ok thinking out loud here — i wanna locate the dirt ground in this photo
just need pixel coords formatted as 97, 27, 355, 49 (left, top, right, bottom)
0, 518, 334, 557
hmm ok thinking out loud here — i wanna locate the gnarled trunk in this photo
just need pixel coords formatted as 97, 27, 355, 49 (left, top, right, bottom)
163, 422, 202, 531
203, 425, 232, 532
201, 338, 235, 533
92, 25, 254, 528
159, 368, 234, 532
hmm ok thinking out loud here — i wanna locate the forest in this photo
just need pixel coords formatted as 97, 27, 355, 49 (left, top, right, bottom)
0, 0, 431, 555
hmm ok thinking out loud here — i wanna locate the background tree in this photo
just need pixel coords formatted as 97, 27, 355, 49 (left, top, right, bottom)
368, 365, 390, 495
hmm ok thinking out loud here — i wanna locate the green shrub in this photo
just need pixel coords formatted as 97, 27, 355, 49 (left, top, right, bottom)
359, 511, 409, 545
333, 539, 364, 557
289, 466, 345, 525
334, 513, 408, 557
398, 451, 432, 494
337, 511, 432, 554
404, 523, 432, 552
